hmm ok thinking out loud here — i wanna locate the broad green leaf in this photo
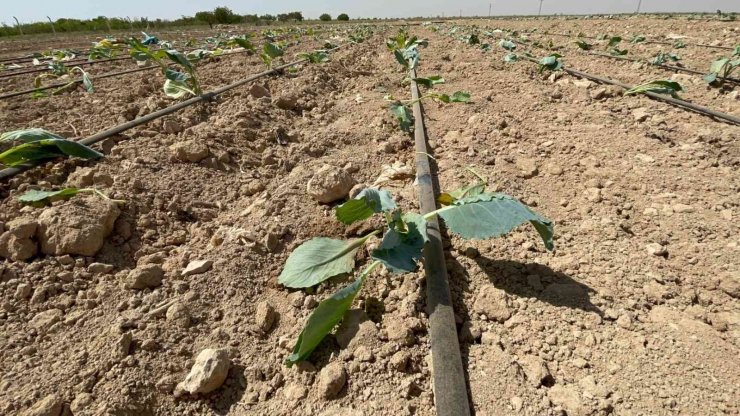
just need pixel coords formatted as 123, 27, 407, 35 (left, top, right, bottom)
574, 40, 592, 50
625, 80, 683, 97
413, 76, 445, 88
631, 35, 646, 44
709, 58, 730, 74
438, 182, 486, 205
436, 193, 554, 251
390, 103, 413, 132
279, 235, 373, 288
504, 53, 519, 63
703, 72, 718, 84
263, 43, 284, 58
450, 91, 471, 103
18, 188, 83, 207
0, 139, 102, 167
538, 54, 563, 73
371, 213, 428, 273
286, 263, 375, 366
164, 50, 192, 70
0, 128, 65, 143
499, 39, 517, 51
336, 188, 397, 225
609, 48, 629, 56
163, 79, 196, 99
607, 36, 622, 48
164, 69, 189, 82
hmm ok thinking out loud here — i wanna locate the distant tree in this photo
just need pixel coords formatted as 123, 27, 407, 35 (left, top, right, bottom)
195, 11, 216, 28
214, 6, 240, 24
244, 14, 259, 23
319, 13, 331, 21
260, 14, 276, 21
337, 13, 349, 21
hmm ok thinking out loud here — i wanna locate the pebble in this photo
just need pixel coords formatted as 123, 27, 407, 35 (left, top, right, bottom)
166, 302, 191, 328
318, 362, 347, 399
616, 313, 633, 329
182, 259, 212, 276
88, 262, 114, 274
22, 393, 63, 416
255, 301, 277, 333
518, 355, 552, 387
126, 265, 164, 289
306, 165, 355, 204
473, 286, 512, 323
176, 348, 231, 395
646, 243, 668, 257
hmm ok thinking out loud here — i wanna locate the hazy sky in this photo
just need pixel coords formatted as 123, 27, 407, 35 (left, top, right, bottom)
3, 0, 740, 24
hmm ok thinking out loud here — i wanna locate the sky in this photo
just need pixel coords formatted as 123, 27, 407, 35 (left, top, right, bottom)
3, 0, 740, 24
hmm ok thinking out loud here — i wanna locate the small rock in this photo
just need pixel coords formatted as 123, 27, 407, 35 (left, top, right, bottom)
719, 276, 740, 299
573, 79, 594, 89
385, 317, 415, 346
170, 140, 209, 163
88, 262, 114, 274
37, 197, 120, 256
249, 84, 271, 98
354, 345, 374, 362
176, 349, 231, 395
166, 302, 191, 328
306, 165, 356, 204
182, 259, 213, 276
389, 351, 410, 372
317, 362, 347, 399
255, 301, 277, 333
518, 355, 552, 387
114, 332, 133, 357
22, 394, 63, 416
672, 204, 695, 213
15, 283, 32, 300
516, 157, 539, 178
163, 119, 183, 134
126, 264, 165, 290
335, 309, 377, 349
646, 243, 668, 257
632, 108, 651, 122
510, 396, 524, 412
283, 383, 308, 400
273, 94, 299, 110
29, 309, 63, 333
69, 393, 93, 414
616, 313, 633, 329
548, 384, 586, 416
473, 286, 512, 322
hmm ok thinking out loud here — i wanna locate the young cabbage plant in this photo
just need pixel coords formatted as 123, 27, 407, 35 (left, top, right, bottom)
703, 53, 740, 86
606, 36, 622, 49
538, 54, 563, 73
33, 65, 94, 97
127, 39, 201, 98
386, 91, 470, 133
279, 184, 554, 366
261, 42, 285, 68
18, 188, 124, 207
630, 35, 646, 44
609, 47, 629, 56
387, 30, 428, 70
673, 39, 686, 49
625, 80, 683, 98
0, 129, 102, 167
650, 52, 681, 66
499, 39, 517, 52
297, 50, 330, 64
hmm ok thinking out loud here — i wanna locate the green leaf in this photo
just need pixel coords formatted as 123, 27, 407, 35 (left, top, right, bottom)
499, 39, 517, 51
279, 235, 374, 288
574, 40, 592, 50
631, 35, 646, 44
436, 193, 554, 251
607, 36, 622, 48
164, 69, 189, 82
538, 54, 563, 73
0, 128, 65, 143
413, 76, 445, 88
164, 50, 193, 71
0, 139, 102, 167
263, 42, 284, 59
286, 262, 377, 366
609, 48, 629, 56
80, 70, 93, 93
163, 79, 196, 99
624, 80, 683, 97
18, 188, 83, 206
390, 103, 413, 133
450, 91, 471, 103
504, 53, 519, 63
703, 72, 718, 84
336, 188, 397, 225
438, 182, 486, 205
371, 213, 428, 273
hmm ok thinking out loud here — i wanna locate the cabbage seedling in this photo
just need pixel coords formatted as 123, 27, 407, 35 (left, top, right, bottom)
650, 52, 681, 66
0, 129, 102, 167
386, 91, 470, 132
279, 185, 554, 365
127, 39, 202, 98
33, 64, 93, 97
260, 42, 284, 68
703, 51, 740, 86
574, 40, 592, 50
538, 54, 563, 73
625, 80, 683, 97
297, 50, 330, 64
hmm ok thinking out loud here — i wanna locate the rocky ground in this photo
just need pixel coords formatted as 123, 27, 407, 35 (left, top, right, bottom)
0, 16, 738, 416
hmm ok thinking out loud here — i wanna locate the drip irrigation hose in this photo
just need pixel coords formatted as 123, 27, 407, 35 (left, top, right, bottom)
542, 31, 735, 51
0, 44, 349, 181
409, 67, 472, 416
519, 56, 740, 125
0, 47, 255, 100
0, 56, 132, 79
586, 51, 740, 85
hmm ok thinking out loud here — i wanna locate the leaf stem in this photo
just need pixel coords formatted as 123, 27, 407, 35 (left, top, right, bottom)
422, 205, 456, 220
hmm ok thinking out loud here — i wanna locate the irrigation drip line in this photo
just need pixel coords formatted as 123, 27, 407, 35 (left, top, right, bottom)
542, 31, 735, 51
586, 51, 740, 85
0, 43, 350, 181
0, 47, 258, 100
408, 68, 472, 416
0, 56, 132, 79
518, 56, 740, 125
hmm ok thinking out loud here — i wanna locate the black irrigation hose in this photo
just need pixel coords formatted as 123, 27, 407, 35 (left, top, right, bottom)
0, 44, 349, 181
0, 56, 132, 79
587, 51, 740, 85
409, 68, 472, 416
519, 56, 740, 125
0, 48, 256, 100
542, 31, 735, 51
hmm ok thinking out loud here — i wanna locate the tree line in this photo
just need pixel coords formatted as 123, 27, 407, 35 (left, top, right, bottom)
0, 7, 352, 37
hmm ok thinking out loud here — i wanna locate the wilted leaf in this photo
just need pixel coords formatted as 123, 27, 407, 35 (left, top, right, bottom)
163, 79, 196, 99
625, 80, 683, 97
436, 193, 554, 251
0, 139, 102, 167
336, 188, 397, 225
371, 213, 428, 273
390, 103, 413, 132
0, 128, 65, 143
